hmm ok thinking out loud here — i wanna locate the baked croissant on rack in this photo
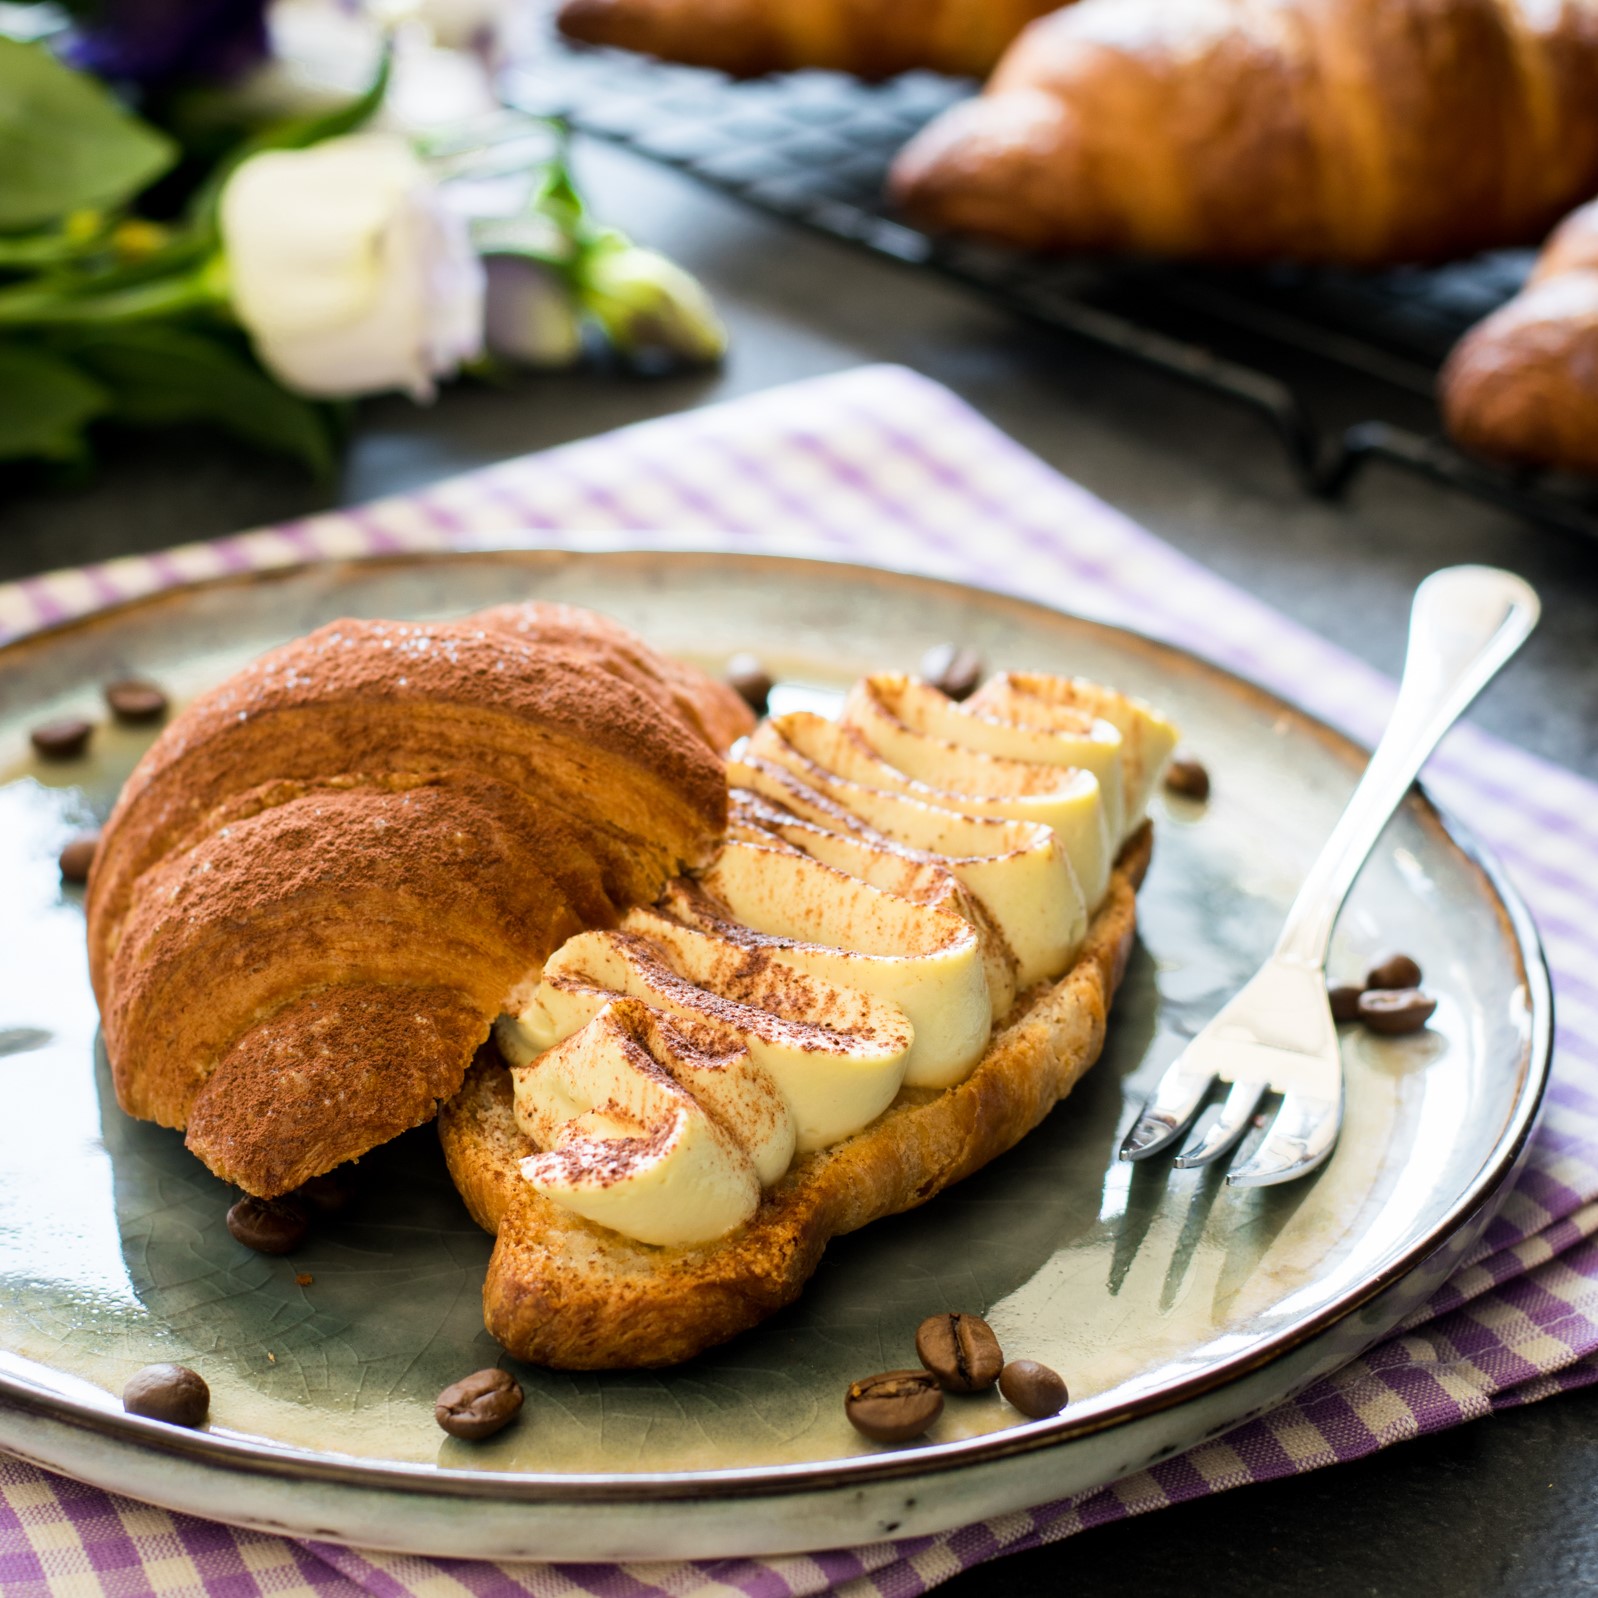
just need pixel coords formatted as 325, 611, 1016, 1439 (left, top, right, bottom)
890, 0, 1598, 266
86, 603, 751, 1199
556, 0, 1064, 79
1439, 201, 1598, 479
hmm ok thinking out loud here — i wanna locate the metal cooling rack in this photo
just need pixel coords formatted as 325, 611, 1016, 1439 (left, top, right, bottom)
505, 40, 1598, 541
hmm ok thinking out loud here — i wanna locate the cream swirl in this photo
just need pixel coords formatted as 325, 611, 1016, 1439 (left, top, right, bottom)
966, 673, 1178, 832
500, 910, 915, 1154
675, 839, 990, 1089
737, 715, 1097, 984
842, 673, 1130, 847
728, 788, 1020, 1022
513, 999, 777, 1246
499, 669, 1175, 1247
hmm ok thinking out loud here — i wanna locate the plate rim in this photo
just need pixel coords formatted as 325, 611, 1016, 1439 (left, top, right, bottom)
0, 541, 1555, 1503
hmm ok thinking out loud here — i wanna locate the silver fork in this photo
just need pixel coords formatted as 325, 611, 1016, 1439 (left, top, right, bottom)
1121, 565, 1539, 1188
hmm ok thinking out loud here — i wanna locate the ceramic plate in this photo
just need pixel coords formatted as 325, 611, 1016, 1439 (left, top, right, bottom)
0, 547, 1549, 1560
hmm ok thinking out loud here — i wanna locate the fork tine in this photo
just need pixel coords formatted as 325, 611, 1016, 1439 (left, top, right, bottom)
1119, 1058, 1215, 1163
1226, 1090, 1341, 1188
1173, 1079, 1269, 1169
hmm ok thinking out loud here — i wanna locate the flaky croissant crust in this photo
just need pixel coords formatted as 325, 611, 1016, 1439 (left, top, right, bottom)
87, 603, 751, 1198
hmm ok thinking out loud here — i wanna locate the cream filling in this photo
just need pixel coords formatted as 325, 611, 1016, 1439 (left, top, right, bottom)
967, 673, 1179, 832
498, 919, 912, 1156
682, 838, 991, 1090
843, 674, 1130, 845
501, 669, 1174, 1247
513, 1000, 768, 1246
738, 718, 1100, 974
728, 788, 1019, 1020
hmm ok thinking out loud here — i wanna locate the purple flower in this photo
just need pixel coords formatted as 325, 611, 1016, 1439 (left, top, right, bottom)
68, 0, 270, 87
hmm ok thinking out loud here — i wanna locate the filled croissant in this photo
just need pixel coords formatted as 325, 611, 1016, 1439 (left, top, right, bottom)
1440, 201, 1598, 478
442, 670, 1175, 1367
86, 603, 751, 1198
890, 0, 1598, 267
556, 0, 1064, 79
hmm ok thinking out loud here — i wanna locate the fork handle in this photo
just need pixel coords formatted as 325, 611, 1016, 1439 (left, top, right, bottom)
1274, 565, 1539, 969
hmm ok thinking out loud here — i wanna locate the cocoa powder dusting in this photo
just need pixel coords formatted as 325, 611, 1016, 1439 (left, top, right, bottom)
91, 602, 742, 1197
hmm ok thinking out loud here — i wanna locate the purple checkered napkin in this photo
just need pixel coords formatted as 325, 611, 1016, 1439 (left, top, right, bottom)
3, 366, 1596, 1598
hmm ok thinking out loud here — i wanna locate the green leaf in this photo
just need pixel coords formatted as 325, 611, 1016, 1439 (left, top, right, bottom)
0, 39, 176, 231
68, 325, 335, 475
527, 147, 590, 244
259, 43, 393, 151
0, 343, 108, 461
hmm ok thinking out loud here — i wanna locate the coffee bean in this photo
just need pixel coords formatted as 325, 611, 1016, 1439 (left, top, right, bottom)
1358, 988, 1437, 1036
104, 678, 169, 723
31, 718, 93, 760
999, 1359, 1069, 1419
915, 1311, 1004, 1393
725, 652, 773, 715
919, 643, 984, 702
123, 1363, 209, 1427
1163, 757, 1210, 802
435, 1368, 524, 1440
1328, 984, 1365, 1023
1366, 953, 1422, 991
226, 1195, 310, 1255
845, 1368, 944, 1444
284, 1169, 356, 1218
59, 831, 100, 884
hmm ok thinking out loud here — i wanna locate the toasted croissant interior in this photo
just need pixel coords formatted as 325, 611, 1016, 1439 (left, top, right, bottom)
87, 603, 751, 1198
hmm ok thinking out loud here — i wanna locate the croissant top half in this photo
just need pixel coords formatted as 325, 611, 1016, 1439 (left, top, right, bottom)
87, 601, 751, 1198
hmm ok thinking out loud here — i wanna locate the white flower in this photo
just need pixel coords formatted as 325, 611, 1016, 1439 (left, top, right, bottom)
408, 0, 523, 53
483, 255, 584, 367
579, 243, 726, 363
235, 3, 500, 136
220, 132, 484, 399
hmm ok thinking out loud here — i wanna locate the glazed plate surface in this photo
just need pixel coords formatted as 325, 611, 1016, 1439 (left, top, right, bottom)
0, 548, 1548, 1559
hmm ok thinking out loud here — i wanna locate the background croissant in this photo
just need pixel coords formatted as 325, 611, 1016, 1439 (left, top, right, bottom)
890, 0, 1598, 266
557, 0, 1063, 79
1440, 201, 1598, 478
87, 603, 749, 1199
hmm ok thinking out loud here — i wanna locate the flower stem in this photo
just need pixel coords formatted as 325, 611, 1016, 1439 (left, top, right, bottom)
0, 261, 227, 327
